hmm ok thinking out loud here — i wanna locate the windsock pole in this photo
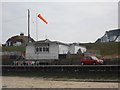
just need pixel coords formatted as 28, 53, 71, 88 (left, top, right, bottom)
36, 13, 38, 41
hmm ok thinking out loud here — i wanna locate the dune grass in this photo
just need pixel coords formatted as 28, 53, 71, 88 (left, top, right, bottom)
2, 42, 120, 56
83, 42, 120, 56
2, 46, 25, 53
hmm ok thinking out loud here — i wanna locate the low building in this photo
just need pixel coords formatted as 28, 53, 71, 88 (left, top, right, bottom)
96, 29, 120, 43
6, 33, 35, 46
26, 39, 86, 60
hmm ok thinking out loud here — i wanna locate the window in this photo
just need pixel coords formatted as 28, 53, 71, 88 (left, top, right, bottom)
36, 47, 39, 52
46, 47, 49, 52
43, 47, 46, 52
35, 47, 49, 53
39, 47, 42, 52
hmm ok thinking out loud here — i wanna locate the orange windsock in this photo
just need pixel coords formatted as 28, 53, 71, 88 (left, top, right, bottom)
38, 14, 48, 24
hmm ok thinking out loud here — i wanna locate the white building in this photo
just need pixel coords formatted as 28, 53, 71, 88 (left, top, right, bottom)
26, 39, 86, 60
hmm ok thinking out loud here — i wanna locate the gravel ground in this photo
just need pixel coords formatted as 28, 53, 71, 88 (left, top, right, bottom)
2, 76, 119, 88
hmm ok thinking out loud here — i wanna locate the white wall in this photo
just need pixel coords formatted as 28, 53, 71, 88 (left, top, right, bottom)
75, 46, 80, 54
75, 46, 86, 54
26, 45, 35, 59
59, 44, 69, 54
26, 43, 59, 60
26, 53, 58, 60
109, 36, 116, 41
79, 46, 86, 53
26, 42, 87, 60
69, 45, 86, 54
116, 36, 120, 42
26, 45, 35, 54
6, 41, 12, 46
14, 42, 22, 46
69, 45, 75, 54
101, 34, 109, 42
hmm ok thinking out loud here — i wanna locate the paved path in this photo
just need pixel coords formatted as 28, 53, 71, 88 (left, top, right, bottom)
2, 76, 119, 88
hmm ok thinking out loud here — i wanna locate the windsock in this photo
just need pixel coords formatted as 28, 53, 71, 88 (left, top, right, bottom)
38, 14, 48, 24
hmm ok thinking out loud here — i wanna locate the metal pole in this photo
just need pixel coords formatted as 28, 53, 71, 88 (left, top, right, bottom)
36, 13, 38, 60
28, 9, 30, 43
36, 13, 38, 41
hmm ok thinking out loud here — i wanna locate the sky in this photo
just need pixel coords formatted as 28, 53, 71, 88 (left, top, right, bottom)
1, 1, 118, 44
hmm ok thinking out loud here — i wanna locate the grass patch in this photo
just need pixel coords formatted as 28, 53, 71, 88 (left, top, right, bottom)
2, 42, 120, 57
2, 46, 25, 53
83, 42, 119, 56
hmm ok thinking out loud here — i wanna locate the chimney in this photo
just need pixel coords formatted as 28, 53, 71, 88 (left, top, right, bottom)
20, 33, 24, 36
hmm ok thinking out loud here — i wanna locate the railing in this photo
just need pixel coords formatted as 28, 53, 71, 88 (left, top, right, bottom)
2, 65, 120, 72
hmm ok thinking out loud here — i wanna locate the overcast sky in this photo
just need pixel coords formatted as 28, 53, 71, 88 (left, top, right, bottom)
2, 2, 118, 44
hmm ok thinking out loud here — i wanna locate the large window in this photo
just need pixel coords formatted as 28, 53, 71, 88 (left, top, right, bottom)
35, 47, 49, 53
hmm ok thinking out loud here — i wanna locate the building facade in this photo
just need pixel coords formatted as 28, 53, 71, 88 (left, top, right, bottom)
6, 33, 35, 46
26, 39, 86, 60
96, 29, 120, 43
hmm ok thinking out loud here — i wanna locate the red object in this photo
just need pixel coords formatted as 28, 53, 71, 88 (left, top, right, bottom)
80, 56, 103, 65
38, 14, 48, 24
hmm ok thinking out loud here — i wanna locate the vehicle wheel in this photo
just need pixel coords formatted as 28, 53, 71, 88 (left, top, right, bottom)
81, 62, 84, 65
93, 62, 96, 65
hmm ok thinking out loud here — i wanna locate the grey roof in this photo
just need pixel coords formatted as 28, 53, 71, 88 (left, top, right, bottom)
95, 29, 120, 43
36, 39, 51, 43
28, 39, 85, 47
6, 35, 35, 43
35, 39, 69, 46
106, 29, 120, 37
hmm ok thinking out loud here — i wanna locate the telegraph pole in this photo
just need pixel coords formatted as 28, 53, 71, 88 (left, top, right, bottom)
28, 9, 30, 43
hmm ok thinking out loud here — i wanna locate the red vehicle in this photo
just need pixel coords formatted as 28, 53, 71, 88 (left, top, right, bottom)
80, 56, 103, 65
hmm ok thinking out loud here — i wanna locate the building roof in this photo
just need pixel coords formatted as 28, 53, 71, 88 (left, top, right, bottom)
6, 33, 35, 44
27, 39, 86, 48
95, 29, 120, 43
106, 29, 120, 37
35, 39, 69, 46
